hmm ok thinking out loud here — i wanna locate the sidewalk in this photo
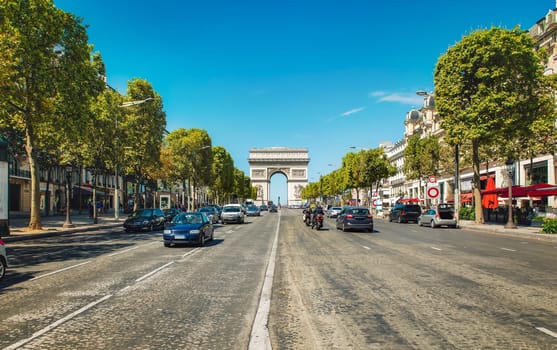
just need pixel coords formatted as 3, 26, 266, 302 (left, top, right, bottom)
373, 214, 557, 242
2, 210, 123, 243
457, 220, 557, 242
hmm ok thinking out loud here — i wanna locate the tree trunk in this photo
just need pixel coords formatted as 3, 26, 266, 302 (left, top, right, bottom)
26, 128, 42, 230
472, 140, 484, 224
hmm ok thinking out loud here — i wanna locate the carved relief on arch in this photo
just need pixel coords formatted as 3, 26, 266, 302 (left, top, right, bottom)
268, 167, 290, 178
251, 168, 267, 178
291, 168, 306, 178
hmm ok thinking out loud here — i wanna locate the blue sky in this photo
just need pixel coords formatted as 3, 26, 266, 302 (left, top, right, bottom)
54, 0, 553, 204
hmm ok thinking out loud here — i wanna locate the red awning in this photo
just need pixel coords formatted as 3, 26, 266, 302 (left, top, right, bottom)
525, 187, 557, 197
481, 183, 556, 198
398, 198, 420, 203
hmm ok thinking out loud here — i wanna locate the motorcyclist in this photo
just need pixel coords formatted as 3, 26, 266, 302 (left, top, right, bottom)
303, 206, 312, 224
312, 205, 324, 225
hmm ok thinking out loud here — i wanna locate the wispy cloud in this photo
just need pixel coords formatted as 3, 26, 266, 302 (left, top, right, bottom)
369, 91, 424, 106
341, 107, 366, 116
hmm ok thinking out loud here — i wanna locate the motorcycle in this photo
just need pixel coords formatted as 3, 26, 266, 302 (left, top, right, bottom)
311, 213, 324, 230
303, 211, 312, 226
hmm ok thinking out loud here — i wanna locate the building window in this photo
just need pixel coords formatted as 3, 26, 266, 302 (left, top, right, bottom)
524, 161, 548, 184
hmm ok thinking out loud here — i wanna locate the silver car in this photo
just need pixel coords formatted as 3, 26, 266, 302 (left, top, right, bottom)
418, 204, 458, 228
0, 238, 8, 280
327, 206, 343, 218
221, 204, 245, 224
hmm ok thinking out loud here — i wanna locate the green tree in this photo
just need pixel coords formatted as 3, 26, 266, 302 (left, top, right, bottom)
0, 0, 105, 229
165, 128, 212, 210
210, 146, 234, 205
403, 135, 440, 198
120, 79, 166, 209
434, 27, 552, 223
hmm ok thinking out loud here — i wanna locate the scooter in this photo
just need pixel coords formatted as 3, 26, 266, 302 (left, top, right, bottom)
303, 212, 312, 226
311, 213, 324, 230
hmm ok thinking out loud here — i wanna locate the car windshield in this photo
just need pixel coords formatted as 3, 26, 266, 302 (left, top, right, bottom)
223, 206, 240, 212
130, 210, 151, 218
172, 213, 203, 224
248, 205, 258, 211
349, 208, 369, 215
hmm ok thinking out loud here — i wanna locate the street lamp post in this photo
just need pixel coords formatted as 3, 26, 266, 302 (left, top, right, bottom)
115, 97, 154, 220
504, 159, 517, 229
63, 164, 75, 228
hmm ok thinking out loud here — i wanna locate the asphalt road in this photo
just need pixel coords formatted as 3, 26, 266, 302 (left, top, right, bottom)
270, 209, 557, 349
1, 208, 556, 349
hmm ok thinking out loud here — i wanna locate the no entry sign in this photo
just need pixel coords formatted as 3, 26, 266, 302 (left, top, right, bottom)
427, 186, 440, 199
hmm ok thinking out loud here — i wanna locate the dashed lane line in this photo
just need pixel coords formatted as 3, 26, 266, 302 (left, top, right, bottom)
363, 246, 371, 250
4, 294, 113, 350
108, 246, 140, 257
536, 327, 557, 339
135, 261, 174, 282
430, 246, 442, 251
31, 261, 92, 281
500, 247, 516, 252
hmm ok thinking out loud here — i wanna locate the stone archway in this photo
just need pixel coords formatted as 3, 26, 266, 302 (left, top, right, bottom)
248, 147, 309, 207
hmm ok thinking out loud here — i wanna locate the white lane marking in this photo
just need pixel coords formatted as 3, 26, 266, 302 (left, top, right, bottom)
108, 246, 139, 257
363, 246, 371, 250
431, 246, 442, 251
182, 248, 201, 259
500, 248, 516, 252
536, 327, 557, 339
31, 261, 92, 280
135, 261, 174, 282
4, 294, 112, 350
248, 208, 280, 350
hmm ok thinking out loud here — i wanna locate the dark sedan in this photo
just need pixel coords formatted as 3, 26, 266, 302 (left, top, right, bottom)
336, 206, 374, 232
163, 212, 214, 247
123, 208, 166, 232
163, 208, 182, 222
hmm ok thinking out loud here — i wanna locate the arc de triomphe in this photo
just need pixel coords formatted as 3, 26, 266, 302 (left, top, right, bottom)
248, 147, 309, 207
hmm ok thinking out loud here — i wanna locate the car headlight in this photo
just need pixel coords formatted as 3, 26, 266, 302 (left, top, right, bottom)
190, 229, 200, 234
164, 229, 171, 234
141, 220, 149, 225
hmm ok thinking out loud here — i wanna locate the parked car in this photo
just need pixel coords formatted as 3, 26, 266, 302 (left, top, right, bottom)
163, 212, 214, 247
123, 208, 166, 232
163, 208, 181, 222
336, 206, 374, 232
246, 204, 261, 216
0, 238, 8, 280
389, 203, 422, 223
198, 207, 220, 224
221, 204, 245, 224
269, 204, 278, 213
259, 204, 269, 211
326, 206, 343, 218
418, 204, 458, 228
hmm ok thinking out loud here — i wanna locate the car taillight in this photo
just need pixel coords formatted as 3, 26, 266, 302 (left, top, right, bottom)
367, 215, 373, 219
346, 214, 354, 218
0, 239, 4, 246
435, 213, 440, 219
401, 210, 405, 215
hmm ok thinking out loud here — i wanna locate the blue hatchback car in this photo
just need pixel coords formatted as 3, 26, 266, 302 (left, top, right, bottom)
163, 212, 214, 247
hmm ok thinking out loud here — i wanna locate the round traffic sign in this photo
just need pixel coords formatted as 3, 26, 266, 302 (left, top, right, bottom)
428, 175, 437, 183
372, 199, 377, 206
427, 186, 440, 198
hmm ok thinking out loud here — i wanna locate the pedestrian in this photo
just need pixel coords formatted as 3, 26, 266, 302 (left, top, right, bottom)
96, 200, 102, 214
